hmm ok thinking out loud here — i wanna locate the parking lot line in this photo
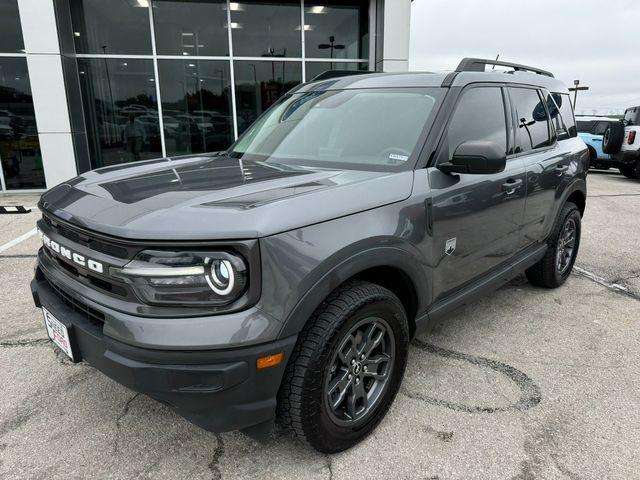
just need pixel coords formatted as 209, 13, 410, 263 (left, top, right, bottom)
0, 228, 37, 254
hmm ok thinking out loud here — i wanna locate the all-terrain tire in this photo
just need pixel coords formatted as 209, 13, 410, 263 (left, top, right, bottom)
525, 202, 581, 288
277, 280, 409, 453
602, 122, 625, 154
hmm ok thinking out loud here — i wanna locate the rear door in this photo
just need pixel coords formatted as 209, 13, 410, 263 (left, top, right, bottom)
427, 85, 527, 300
512, 88, 574, 247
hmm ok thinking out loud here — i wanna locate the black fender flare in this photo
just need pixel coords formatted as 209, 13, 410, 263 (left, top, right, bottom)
277, 245, 430, 339
546, 178, 586, 239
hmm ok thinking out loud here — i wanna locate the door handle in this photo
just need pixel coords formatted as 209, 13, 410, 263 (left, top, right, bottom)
501, 178, 523, 194
593, 138, 602, 142
555, 165, 569, 175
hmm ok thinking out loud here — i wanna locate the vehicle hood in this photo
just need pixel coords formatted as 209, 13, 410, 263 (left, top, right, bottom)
40, 154, 414, 240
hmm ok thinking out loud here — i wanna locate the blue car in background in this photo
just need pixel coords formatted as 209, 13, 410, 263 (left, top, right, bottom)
576, 116, 618, 169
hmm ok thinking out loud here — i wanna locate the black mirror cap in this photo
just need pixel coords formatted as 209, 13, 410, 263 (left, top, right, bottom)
438, 140, 507, 175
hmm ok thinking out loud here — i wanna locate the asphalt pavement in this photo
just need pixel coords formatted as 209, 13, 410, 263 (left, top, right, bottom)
0, 171, 638, 479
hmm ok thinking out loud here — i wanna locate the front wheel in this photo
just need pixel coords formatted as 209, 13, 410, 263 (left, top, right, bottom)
526, 202, 581, 288
277, 281, 409, 453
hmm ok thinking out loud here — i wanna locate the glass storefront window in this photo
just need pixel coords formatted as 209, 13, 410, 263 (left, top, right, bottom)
0, 58, 45, 189
70, 0, 152, 55
305, 61, 368, 80
0, 0, 25, 53
230, 0, 302, 58
304, 0, 369, 59
78, 58, 161, 168
234, 61, 302, 135
152, 0, 229, 57
158, 60, 233, 156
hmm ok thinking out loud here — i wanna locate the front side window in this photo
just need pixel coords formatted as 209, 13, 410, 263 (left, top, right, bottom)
576, 120, 594, 133
441, 87, 507, 162
229, 87, 442, 171
510, 87, 551, 153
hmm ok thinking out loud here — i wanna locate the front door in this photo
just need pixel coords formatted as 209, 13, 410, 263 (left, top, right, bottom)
426, 85, 527, 301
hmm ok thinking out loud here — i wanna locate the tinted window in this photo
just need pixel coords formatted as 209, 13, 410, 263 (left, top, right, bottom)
230, 0, 301, 57
305, 62, 368, 81
442, 87, 507, 161
304, 0, 369, 59
0, 58, 45, 189
624, 107, 638, 125
78, 58, 161, 169
152, 0, 228, 56
158, 60, 234, 156
593, 121, 609, 135
576, 120, 594, 133
234, 61, 302, 135
0, 0, 24, 53
230, 88, 441, 171
70, 0, 152, 54
549, 92, 576, 139
510, 88, 551, 153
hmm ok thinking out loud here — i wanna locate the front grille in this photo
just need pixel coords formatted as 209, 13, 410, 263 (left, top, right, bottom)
42, 214, 130, 259
41, 270, 106, 330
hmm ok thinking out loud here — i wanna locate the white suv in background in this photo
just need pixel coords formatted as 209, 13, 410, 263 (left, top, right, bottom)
602, 106, 640, 179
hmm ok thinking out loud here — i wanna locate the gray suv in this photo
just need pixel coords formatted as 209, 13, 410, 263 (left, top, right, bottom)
31, 58, 587, 453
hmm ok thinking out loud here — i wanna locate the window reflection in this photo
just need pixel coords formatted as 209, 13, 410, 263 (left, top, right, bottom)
152, 0, 228, 56
304, 0, 369, 59
305, 61, 368, 81
234, 61, 302, 135
0, 0, 25, 53
158, 60, 234, 156
70, 0, 152, 55
78, 59, 161, 168
0, 58, 45, 189
230, 0, 301, 57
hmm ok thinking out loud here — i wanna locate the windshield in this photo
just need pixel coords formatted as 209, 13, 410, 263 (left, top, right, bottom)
228, 87, 443, 171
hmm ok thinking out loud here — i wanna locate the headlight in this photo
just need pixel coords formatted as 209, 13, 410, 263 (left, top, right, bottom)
112, 250, 247, 306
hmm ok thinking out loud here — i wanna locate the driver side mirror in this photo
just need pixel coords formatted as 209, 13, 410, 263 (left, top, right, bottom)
437, 140, 507, 175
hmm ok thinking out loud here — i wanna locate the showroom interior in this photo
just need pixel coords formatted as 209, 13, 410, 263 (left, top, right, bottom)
0, 0, 410, 193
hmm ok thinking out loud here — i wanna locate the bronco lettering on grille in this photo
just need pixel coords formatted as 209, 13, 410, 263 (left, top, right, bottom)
37, 228, 105, 274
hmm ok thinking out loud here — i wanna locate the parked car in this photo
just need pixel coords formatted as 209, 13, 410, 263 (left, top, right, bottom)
601, 106, 640, 179
576, 115, 618, 169
32, 58, 587, 453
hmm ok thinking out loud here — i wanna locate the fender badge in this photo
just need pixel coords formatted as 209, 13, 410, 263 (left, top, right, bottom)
445, 237, 456, 256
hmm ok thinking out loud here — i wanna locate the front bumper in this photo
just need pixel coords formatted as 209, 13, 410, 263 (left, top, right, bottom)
31, 270, 297, 436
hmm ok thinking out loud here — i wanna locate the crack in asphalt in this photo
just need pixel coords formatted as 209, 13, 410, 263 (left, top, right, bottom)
0, 254, 37, 259
588, 193, 640, 198
574, 266, 640, 302
0, 338, 49, 348
113, 393, 140, 455
403, 339, 542, 413
208, 433, 225, 480
324, 454, 334, 480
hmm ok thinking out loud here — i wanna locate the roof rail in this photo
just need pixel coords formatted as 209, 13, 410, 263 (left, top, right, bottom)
309, 70, 371, 82
455, 58, 554, 78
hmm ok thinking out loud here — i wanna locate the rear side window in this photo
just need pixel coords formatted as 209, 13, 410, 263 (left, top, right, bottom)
547, 92, 577, 140
510, 87, 551, 153
624, 107, 639, 125
593, 121, 609, 135
441, 87, 507, 161
576, 120, 594, 133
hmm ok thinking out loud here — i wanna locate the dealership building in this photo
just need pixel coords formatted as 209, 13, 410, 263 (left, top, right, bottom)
0, 0, 411, 193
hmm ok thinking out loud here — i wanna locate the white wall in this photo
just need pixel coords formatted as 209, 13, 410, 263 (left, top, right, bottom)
379, 0, 411, 72
17, 0, 78, 189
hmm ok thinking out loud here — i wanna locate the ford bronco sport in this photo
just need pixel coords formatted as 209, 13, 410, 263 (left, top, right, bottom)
31, 58, 587, 453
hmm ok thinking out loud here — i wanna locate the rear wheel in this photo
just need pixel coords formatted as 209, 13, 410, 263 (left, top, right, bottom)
526, 202, 581, 288
277, 281, 409, 453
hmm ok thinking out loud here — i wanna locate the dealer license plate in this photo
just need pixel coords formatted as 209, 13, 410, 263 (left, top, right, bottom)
43, 307, 75, 361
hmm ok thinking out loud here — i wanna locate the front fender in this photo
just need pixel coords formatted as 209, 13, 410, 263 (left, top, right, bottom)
276, 245, 430, 339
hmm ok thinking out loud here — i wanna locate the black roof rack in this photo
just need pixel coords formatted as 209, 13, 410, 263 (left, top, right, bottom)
455, 57, 554, 78
309, 70, 371, 82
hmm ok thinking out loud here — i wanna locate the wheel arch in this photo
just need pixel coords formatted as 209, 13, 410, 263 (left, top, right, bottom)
277, 246, 429, 340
